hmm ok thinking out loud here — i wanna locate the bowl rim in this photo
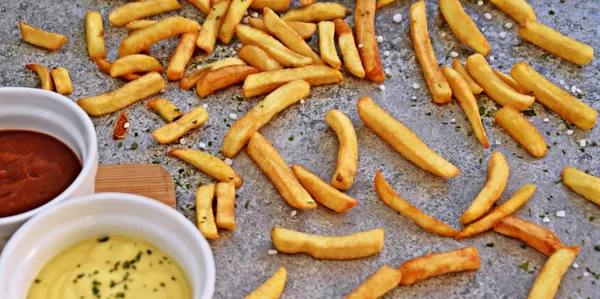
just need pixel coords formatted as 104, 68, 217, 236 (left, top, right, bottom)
0, 87, 98, 225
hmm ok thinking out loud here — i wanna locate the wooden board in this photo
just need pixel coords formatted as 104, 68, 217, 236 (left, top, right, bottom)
95, 164, 176, 208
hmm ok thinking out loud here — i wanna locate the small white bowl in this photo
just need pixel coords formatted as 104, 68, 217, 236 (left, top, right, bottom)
0, 192, 216, 299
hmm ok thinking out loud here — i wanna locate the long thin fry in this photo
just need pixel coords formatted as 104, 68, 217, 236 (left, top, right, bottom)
119, 17, 201, 57
151, 105, 209, 143
345, 266, 401, 299
451, 59, 482, 95
292, 165, 358, 213
493, 216, 565, 256
489, 0, 536, 24
167, 32, 198, 81
125, 20, 157, 31
399, 246, 480, 286
196, 65, 260, 98
197, 1, 230, 54
242, 65, 342, 98
440, 0, 490, 56
108, 0, 181, 27
85, 11, 106, 59
237, 45, 283, 71
318, 21, 341, 69
93, 58, 142, 81
109, 54, 163, 77
528, 246, 580, 299
244, 267, 287, 299
196, 184, 218, 239
493, 69, 525, 94
250, 0, 290, 12
494, 106, 547, 158
219, 0, 253, 44
325, 109, 358, 191
248, 18, 317, 40
179, 57, 247, 90
281, 3, 348, 22
561, 166, 600, 206
333, 18, 365, 79
355, 0, 384, 82
169, 149, 243, 187
19, 22, 67, 51
26, 64, 54, 91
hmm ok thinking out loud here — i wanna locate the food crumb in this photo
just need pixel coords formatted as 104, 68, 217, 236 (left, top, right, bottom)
268, 250, 278, 255
224, 158, 233, 166
358, 43, 364, 48
484, 13, 492, 20
393, 13, 402, 23
179, 138, 186, 145
300, 99, 305, 104
477, 0, 483, 6
556, 210, 566, 218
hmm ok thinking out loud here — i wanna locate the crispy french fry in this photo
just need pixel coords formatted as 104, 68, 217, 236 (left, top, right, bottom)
456, 184, 536, 239
196, 1, 230, 54
511, 61, 598, 130
248, 18, 317, 40
281, 3, 348, 22
493, 69, 523, 94
151, 106, 208, 143
119, 17, 201, 57
223, 80, 310, 157
19, 22, 66, 51
460, 152, 509, 224
357, 97, 460, 178
451, 59, 483, 95
166, 32, 198, 81
170, 149, 243, 187
244, 267, 287, 299
238, 45, 283, 71
94, 58, 142, 81
215, 182, 236, 230
110, 54, 163, 77
180, 57, 247, 90
399, 246, 480, 286
261, 44, 313, 68
219, 0, 252, 44
325, 110, 358, 191
528, 246, 580, 299
26, 64, 53, 91
247, 132, 317, 210
271, 227, 384, 260
112, 112, 130, 139
188, 0, 211, 14
242, 65, 342, 98
440, 0, 490, 56
125, 20, 157, 31
236, 25, 313, 68
355, 0, 384, 82
292, 165, 358, 213
85, 12, 106, 59
562, 166, 600, 206
333, 19, 365, 79
466, 54, 534, 111
196, 184, 218, 239
375, 171, 458, 237
494, 106, 547, 157
489, 0, 536, 24
318, 21, 341, 69
493, 216, 565, 256
250, 0, 290, 12
345, 266, 401, 299
410, 1, 452, 103
108, 0, 181, 27
50, 67, 73, 95
146, 98, 183, 122
196, 65, 259, 98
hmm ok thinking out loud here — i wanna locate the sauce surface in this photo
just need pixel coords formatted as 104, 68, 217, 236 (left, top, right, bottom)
0, 130, 81, 217
28, 235, 192, 299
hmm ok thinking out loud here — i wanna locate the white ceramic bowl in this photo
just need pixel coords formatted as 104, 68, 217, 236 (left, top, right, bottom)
0, 87, 98, 240
0, 192, 216, 299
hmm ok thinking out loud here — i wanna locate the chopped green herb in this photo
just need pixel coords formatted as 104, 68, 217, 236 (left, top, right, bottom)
244, 201, 250, 209
130, 143, 139, 150
549, 10, 555, 15
288, 136, 294, 141
523, 108, 536, 117
117, 142, 123, 148
486, 242, 495, 248
594, 245, 600, 252
520, 244, 527, 249
98, 236, 110, 243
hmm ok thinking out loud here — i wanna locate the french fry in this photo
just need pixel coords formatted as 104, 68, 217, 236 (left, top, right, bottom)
108, 0, 181, 27
196, 184, 218, 239
260, 44, 313, 68
527, 246, 580, 299
50, 67, 73, 95
237, 45, 283, 71
451, 59, 483, 95
494, 106, 547, 158
109, 54, 163, 78
357, 97, 460, 178
93, 58, 142, 81
318, 21, 341, 69
333, 19, 365, 79
466, 54, 534, 111
26, 64, 53, 91
292, 165, 358, 213
355, 0, 384, 82
456, 184, 536, 239
398, 246, 480, 286
493, 216, 565, 256
215, 182, 236, 230
562, 166, 600, 206
196, 1, 230, 54
489, 0, 536, 24
146, 98, 183, 122
125, 20, 157, 31
244, 267, 287, 299
410, 1, 452, 103
166, 32, 198, 81
345, 266, 401, 299
281, 3, 348, 22
218, 0, 253, 44
247, 132, 317, 210
493, 69, 524, 94
440, 0, 490, 56
85, 12, 106, 59
248, 18, 317, 40
170, 149, 243, 187
112, 112, 130, 140
325, 109, 358, 191
460, 152, 509, 224
19, 22, 67, 51
299, 0, 315, 5
250, 0, 290, 12
376, 0, 396, 10
152, 105, 208, 143
196, 65, 260, 98
511, 61, 598, 130
242, 65, 342, 98
271, 227, 384, 260
375, 171, 458, 237
441, 66, 489, 148
188, 0, 211, 15
119, 17, 201, 57
223, 80, 310, 157
180, 57, 247, 90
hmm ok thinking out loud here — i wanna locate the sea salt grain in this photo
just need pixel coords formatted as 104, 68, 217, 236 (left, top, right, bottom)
411, 96, 417, 100
477, 0, 483, 6
571, 86, 577, 93
376, 36, 384, 43
199, 142, 206, 149
583, 272, 590, 277
291, 210, 297, 217
484, 13, 492, 20
489, 55, 495, 61
379, 85, 386, 91
542, 217, 551, 223
123, 122, 130, 129
242, 17, 249, 24
224, 158, 233, 165
412, 82, 421, 89
358, 43, 364, 48
559, 80, 565, 85
566, 130, 574, 136
450, 51, 459, 58
251, 12, 258, 18
494, 140, 501, 145
580, 139, 587, 147
499, 32, 506, 39
202, 103, 208, 109
268, 250, 278, 256
383, 50, 390, 57
450, 118, 456, 123
393, 13, 402, 23
300, 99, 305, 104
556, 211, 566, 218
573, 263, 579, 269
543, 118, 550, 123
229, 113, 238, 120
505, 22, 513, 29
179, 138, 186, 145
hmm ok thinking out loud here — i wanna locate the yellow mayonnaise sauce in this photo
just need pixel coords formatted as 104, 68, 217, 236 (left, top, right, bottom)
28, 235, 191, 299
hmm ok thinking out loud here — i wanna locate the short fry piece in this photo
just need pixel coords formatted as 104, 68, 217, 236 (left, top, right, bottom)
345, 266, 401, 299
151, 105, 209, 143
494, 106, 547, 157
562, 166, 600, 206
357, 97, 460, 178
489, 0, 536, 24
325, 110, 358, 191
50, 67, 73, 95
85, 12, 106, 59
456, 184, 536, 239
19, 22, 66, 51
244, 267, 287, 299
170, 149, 243, 187
236, 25, 312, 68
188, 0, 211, 14
215, 182, 236, 230
147, 98, 183, 122
110, 54, 163, 78
440, 0, 490, 56
197, 1, 230, 53
527, 246, 580, 299
238, 45, 283, 71
196, 184, 218, 239
451, 59, 483, 95
281, 3, 348, 22
219, 0, 253, 44
318, 21, 341, 69
242, 65, 342, 98
493, 69, 524, 94
112, 112, 130, 140
125, 20, 157, 31
248, 18, 316, 40
292, 165, 358, 213
167, 32, 198, 81
375, 171, 458, 237
180, 57, 247, 90
108, 0, 181, 27
119, 17, 201, 57
493, 216, 565, 256
333, 19, 365, 79
196, 65, 260, 98
271, 227, 384, 260
355, 0, 384, 82
250, 0, 290, 12
399, 246, 480, 286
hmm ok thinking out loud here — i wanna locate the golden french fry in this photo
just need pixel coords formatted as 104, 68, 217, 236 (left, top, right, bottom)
85, 12, 106, 59
562, 166, 600, 206
244, 267, 287, 299
196, 1, 230, 54
215, 182, 236, 230
466, 54, 534, 111
376, 0, 396, 10
188, 0, 211, 14
292, 165, 358, 213
196, 65, 260, 98
50, 67, 73, 96
119, 17, 201, 57
399, 246, 480, 286
261, 44, 313, 68
196, 184, 218, 239
355, 0, 384, 82
495, 106, 547, 157
345, 266, 401, 299
528, 246, 580, 299
410, 1, 452, 103
108, 0, 181, 27
219, 0, 252, 44
19, 22, 66, 51
451, 59, 483, 95
238, 45, 283, 71
146, 98, 183, 122
236, 25, 313, 68
357, 97, 460, 178
333, 18, 365, 79
112, 111, 130, 140
26, 64, 53, 91
299, 0, 315, 5
170, 149, 243, 188
489, 0, 536, 24
242, 65, 342, 98
250, 0, 290, 12
440, 0, 490, 56
492, 69, 523, 94
281, 3, 348, 22
511, 61, 597, 130
125, 20, 157, 31
94, 58, 142, 81
152, 106, 208, 143
109, 54, 163, 77
493, 216, 565, 256
180, 57, 247, 90
223, 80, 310, 158
325, 110, 358, 191
456, 184, 536, 239
248, 18, 317, 40
247, 132, 317, 210
166, 32, 198, 81
318, 21, 341, 69
271, 227, 384, 260
375, 171, 458, 237
461, 152, 509, 224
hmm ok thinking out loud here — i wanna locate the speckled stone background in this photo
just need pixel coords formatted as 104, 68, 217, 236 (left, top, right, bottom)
1, 0, 599, 298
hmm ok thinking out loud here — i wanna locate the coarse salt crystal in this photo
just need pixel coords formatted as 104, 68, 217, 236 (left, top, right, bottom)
179, 138, 186, 145
559, 80, 565, 85
300, 99, 305, 104
393, 13, 402, 23
291, 210, 297, 216
566, 130, 574, 136
383, 50, 390, 57
505, 22, 513, 29
484, 13, 492, 20
412, 82, 421, 89
251, 12, 258, 18
573, 263, 579, 269
556, 210, 566, 218
542, 217, 550, 223
450, 118, 456, 123
576, 88, 582, 94
123, 122, 130, 129
242, 17, 249, 24
358, 43, 364, 48
411, 96, 417, 100
583, 272, 590, 277
202, 103, 208, 109
379, 85, 386, 91
495, 140, 501, 145
450, 51, 459, 58
441, 32, 446, 37
543, 118, 550, 123
385, 68, 391, 74
580, 139, 587, 147
229, 113, 238, 120
499, 31, 506, 39
199, 142, 206, 149
224, 158, 233, 165
477, 0, 483, 6
268, 250, 278, 255
376, 36, 384, 43
571, 86, 577, 93
489, 55, 495, 61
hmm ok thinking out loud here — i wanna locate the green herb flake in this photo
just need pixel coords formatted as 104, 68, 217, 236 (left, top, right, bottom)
519, 261, 530, 272
130, 143, 139, 150
288, 136, 294, 141
549, 10, 555, 15
97, 236, 110, 243
486, 242, 495, 248
523, 109, 536, 117
117, 142, 123, 148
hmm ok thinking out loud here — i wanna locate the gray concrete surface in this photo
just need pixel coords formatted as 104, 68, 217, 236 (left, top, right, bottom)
1, 0, 599, 298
